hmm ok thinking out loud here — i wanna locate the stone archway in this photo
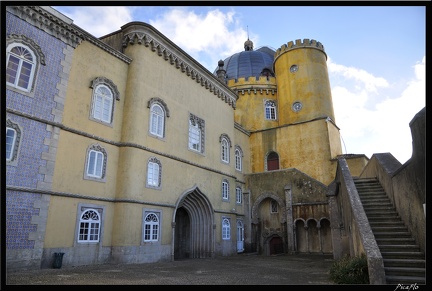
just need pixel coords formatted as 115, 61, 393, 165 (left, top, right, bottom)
173, 186, 214, 260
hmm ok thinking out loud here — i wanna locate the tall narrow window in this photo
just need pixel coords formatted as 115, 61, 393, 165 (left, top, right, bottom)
266, 151, 279, 171
264, 100, 277, 120
189, 114, 205, 153
235, 146, 243, 171
6, 44, 36, 92
222, 218, 231, 240
89, 77, 120, 125
147, 157, 162, 189
150, 104, 165, 137
6, 127, 17, 161
222, 179, 229, 200
220, 134, 231, 163
6, 119, 21, 164
78, 209, 101, 243
84, 144, 107, 181
236, 186, 242, 204
92, 85, 113, 123
143, 212, 159, 242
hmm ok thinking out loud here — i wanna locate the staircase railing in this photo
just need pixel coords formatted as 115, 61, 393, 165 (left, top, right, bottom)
329, 156, 386, 284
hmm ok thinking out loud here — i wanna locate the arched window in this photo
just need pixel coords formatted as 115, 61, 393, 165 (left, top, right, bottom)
189, 114, 205, 153
266, 151, 279, 171
143, 212, 159, 242
150, 104, 165, 137
264, 100, 277, 120
5, 119, 22, 165
6, 127, 17, 161
84, 144, 107, 181
92, 84, 113, 123
6, 43, 36, 92
147, 157, 162, 189
235, 146, 243, 171
78, 209, 101, 243
89, 77, 119, 125
236, 186, 242, 204
220, 134, 231, 163
222, 179, 229, 200
222, 218, 231, 240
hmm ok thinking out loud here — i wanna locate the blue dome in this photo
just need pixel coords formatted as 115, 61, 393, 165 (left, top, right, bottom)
214, 46, 276, 80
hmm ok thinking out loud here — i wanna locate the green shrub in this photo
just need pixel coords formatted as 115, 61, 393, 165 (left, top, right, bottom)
329, 254, 369, 284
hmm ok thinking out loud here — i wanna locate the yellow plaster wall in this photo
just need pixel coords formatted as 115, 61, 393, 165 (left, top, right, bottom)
249, 119, 337, 184
274, 47, 335, 125
44, 197, 114, 248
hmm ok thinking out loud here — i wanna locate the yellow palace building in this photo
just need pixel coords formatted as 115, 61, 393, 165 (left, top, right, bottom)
5, 6, 425, 284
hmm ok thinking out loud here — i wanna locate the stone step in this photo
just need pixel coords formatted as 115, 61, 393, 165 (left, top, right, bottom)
376, 237, 416, 245
371, 226, 410, 232
384, 267, 426, 278
383, 259, 426, 268
374, 232, 413, 238
378, 244, 421, 253
380, 251, 425, 260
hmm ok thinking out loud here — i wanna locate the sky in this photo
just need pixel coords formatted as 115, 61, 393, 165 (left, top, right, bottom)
53, 4, 426, 164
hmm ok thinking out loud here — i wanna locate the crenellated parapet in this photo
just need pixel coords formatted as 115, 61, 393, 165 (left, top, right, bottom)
227, 76, 277, 96
274, 39, 327, 60
122, 27, 237, 109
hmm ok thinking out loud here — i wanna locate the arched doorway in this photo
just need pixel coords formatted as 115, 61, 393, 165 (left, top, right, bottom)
173, 186, 214, 260
269, 236, 284, 255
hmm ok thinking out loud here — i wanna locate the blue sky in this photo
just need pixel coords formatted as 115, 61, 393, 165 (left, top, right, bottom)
53, 5, 426, 164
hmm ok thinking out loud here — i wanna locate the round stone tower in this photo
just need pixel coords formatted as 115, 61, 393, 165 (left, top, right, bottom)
215, 38, 342, 184
273, 39, 336, 125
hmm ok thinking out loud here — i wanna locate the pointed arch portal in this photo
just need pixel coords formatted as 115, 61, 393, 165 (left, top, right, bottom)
173, 186, 214, 260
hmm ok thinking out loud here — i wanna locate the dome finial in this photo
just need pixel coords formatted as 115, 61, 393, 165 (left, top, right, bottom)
244, 25, 253, 51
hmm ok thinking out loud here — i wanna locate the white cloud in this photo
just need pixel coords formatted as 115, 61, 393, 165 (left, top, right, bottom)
149, 8, 250, 71
55, 6, 133, 37
330, 57, 425, 164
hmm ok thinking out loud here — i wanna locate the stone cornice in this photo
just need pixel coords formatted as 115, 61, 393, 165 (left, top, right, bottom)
7, 6, 132, 64
121, 22, 237, 109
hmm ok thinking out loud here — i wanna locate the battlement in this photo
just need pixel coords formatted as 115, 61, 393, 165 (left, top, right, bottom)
227, 76, 277, 86
274, 39, 327, 60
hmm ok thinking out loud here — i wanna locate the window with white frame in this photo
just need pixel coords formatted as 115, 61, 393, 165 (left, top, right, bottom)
235, 146, 243, 171
220, 134, 231, 163
236, 186, 242, 204
222, 179, 229, 201
143, 212, 159, 242
92, 85, 113, 123
146, 157, 162, 189
188, 113, 205, 153
89, 77, 119, 125
78, 208, 101, 243
6, 43, 37, 92
6, 119, 22, 165
222, 218, 231, 240
264, 100, 277, 120
84, 144, 107, 181
6, 127, 17, 161
148, 98, 169, 138
150, 104, 165, 137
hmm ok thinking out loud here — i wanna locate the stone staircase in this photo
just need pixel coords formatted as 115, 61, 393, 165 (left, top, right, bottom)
353, 177, 426, 285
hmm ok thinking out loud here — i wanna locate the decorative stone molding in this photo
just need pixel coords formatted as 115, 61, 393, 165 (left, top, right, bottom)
7, 6, 132, 64
122, 29, 237, 109
148, 97, 170, 117
6, 34, 46, 65
6, 6, 83, 48
90, 77, 120, 100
